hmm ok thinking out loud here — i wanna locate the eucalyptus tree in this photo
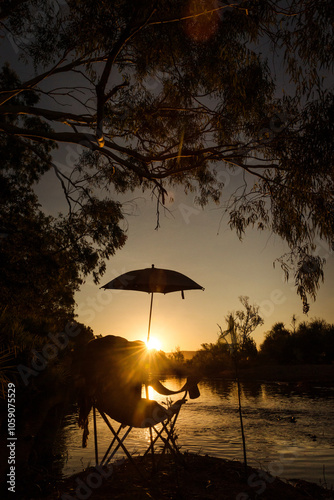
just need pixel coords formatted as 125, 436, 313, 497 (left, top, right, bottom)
1, 0, 333, 315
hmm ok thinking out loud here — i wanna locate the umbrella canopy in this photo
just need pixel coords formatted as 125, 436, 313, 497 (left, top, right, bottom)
101, 264, 204, 343
101, 264, 204, 295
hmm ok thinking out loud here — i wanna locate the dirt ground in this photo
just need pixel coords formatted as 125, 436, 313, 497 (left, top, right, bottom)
41, 452, 334, 500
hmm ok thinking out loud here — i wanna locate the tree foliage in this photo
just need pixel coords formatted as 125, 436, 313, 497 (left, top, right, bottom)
0, 0, 334, 314
258, 322, 292, 363
259, 318, 334, 364
168, 346, 185, 364
232, 296, 263, 344
192, 316, 334, 375
218, 296, 263, 355
191, 340, 232, 375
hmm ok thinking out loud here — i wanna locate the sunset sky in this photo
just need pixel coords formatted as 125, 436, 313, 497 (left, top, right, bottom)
14, 3, 332, 354
32, 98, 334, 353
60, 180, 334, 352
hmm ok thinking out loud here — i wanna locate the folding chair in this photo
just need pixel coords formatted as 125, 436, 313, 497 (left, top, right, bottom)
91, 393, 187, 475
77, 335, 200, 474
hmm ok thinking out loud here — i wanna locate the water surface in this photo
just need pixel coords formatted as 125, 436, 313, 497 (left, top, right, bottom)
55, 377, 334, 487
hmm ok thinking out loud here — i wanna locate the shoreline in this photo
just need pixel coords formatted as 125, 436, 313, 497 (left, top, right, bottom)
40, 453, 333, 500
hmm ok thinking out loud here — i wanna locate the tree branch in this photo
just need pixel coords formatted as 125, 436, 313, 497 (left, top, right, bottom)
0, 105, 94, 125
95, 7, 157, 146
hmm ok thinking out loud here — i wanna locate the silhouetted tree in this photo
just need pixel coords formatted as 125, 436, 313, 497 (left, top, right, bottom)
0, 65, 126, 324
0, 1, 333, 311
190, 341, 232, 375
259, 322, 292, 364
233, 296, 263, 347
293, 319, 333, 364
0, 161, 126, 325
169, 346, 185, 364
218, 296, 262, 364
259, 318, 334, 364
239, 337, 258, 364
323, 324, 334, 363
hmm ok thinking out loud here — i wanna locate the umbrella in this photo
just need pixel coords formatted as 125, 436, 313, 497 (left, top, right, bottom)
101, 264, 204, 342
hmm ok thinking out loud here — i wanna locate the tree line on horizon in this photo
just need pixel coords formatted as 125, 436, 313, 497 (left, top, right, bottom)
162, 296, 334, 375
172, 317, 334, 376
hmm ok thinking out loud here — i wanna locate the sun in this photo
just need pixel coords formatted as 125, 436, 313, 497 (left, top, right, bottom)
146, 336, 162, 351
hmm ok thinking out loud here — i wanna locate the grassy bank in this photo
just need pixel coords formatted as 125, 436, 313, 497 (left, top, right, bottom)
40, 453, 333, 500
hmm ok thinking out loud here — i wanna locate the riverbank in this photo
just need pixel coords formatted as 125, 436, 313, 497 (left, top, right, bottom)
39, 453, 333, 500
155, 362, 334, 384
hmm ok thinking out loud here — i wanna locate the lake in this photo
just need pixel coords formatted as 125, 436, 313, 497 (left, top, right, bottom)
54, 377, 334, 487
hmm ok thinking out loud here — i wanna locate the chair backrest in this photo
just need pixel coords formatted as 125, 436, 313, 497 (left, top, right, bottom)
77, 335, 200, 445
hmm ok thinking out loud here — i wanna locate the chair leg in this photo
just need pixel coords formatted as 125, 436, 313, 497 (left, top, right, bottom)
91, 406, 186, 480
93, 405, 99, 466
100, 423, 123, 466
142, 430, 161, 458
98, 411, 145, 478
161, 407, 182, 455
145, 384, 156, 471
155, 411, 186, 469
153, 421, 179, 457
104, 426, 132, 465
142, 404, 183, 460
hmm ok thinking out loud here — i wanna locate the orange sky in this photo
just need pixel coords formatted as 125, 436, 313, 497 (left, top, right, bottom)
74, 185, 334, 352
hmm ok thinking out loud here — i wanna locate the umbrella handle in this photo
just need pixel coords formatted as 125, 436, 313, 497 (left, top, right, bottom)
147, 293, 154, 343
